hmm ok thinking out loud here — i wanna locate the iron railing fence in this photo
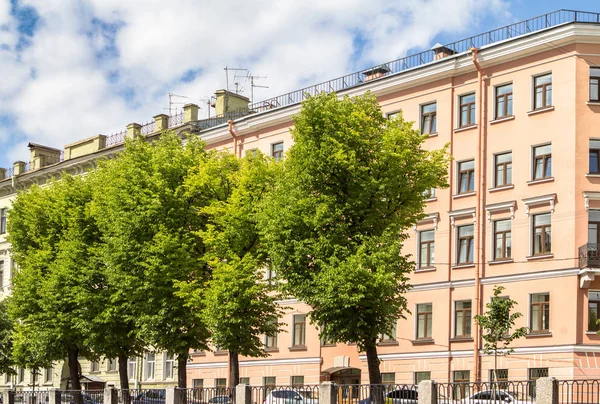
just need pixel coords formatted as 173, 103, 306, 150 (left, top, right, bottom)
579, 243, 600, 268
558, 379, 600, 404
436, 381, 536, 404
106, 130, 127, 148
14, 391, 50, 404
247, 9, 600, 114
118, 389, 165, 404
191, 109, 254, 131
140, 121, 156, 135
177, 387, 234, 404
168, 112, 184, 128
60, 390, 104, 404
249, 385, 319, 404
336, 384, 416, 404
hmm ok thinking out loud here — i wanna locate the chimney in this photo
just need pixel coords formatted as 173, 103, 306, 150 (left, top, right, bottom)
212, 90, 250, 117
432, 43, 457, 60
362, 65, 391, 82
28, 143, 62, 170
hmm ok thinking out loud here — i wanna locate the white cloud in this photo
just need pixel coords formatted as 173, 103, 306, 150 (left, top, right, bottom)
0, 0, 512, 167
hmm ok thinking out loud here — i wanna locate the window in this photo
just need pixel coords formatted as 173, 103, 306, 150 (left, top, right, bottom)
418, 230, 435, 269
192, 379, 204, 388
494, 153, 512, 187
534, 74, 552, 109
264, 321, 278, 349
387, 111, 400, 120
453, 371, 470, 400
44, 366, 53, 384
128, 357, 137, 379
90, 361, 100, 373
421, 103, 437, 134
590, 140, 600, 174
590, 67, 600, 102
459, 94, 476, 127
382, 373, 395, 385
495, 84, 513, 118
423, 188, 436, 199
246, 148, 259, 157
590, 210, 600, 244
533, 213, 551, 255
589, 291, 600, 332
414, 372, 431, 384
271, 142, 284, 162
457, 225, 474, 264
263, 376, 276, 399
0, 208, 6, 234
416, 303, 433, 339
530, 294, 550, 333
454, 301, 472, 337
533, 145, 552, 180
265, 268, 277, 282
493, 220, 512, 260
291, 376, 304, 387
380, 323, 397, 342
528, 368, 548, 397
17, 368, 24, 384
458, 160, 475, 194
107, 358, 116, 372
144, 352, 156, 380
164, 353, 175, 379
216, 378, 227, 395
293, 314, 306, 347
240, 377, 250, 385
489, 369, 508, 389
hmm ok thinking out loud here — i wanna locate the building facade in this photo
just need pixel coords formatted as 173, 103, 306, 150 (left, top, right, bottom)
2, 8, 600, 391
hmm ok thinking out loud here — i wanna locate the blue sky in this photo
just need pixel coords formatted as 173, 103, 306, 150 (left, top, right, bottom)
0, 0, 598, 169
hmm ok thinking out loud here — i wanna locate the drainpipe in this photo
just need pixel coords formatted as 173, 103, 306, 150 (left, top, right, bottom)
447, 75, 456, 383
470, 47, 486, 383
228, 120, 240, 157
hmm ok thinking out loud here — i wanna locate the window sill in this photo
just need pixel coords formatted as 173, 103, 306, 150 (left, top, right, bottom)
587, 101, 600, 106
191, 352, 206, 356
378, 340, 399, 346
449, 337, 474, 342
424, 197, 437, 203
106, 370, 118, 374
490, 115, 515, 125
488, 259, 514, 265
453, 192, 476, 199
585, 331, 599, 335
411, 339, 434, 345
527, 106, 555, 116
288, 345, 307, 352
526, 254, 554, 261
526, 332, 552, 338
423, 132, 438, 138
527, 177, 554, 185
489, 184, 514, 193
321, 343, 336, 347
415, 267, 436, 273
586, 173, 600, 178
454, 124, 477, 133
264, 347, 279, 353
452, 264, 475, 269
89, 371, 101, 374
214, 351, 229, 356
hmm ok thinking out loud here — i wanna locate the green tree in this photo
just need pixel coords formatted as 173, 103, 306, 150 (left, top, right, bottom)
0, 299, 14, 375
474, 285, 528, 383
7, 175, 103, 395
179, 152, 283, 387
258, 92, 449, 384
92, 132, 210, 388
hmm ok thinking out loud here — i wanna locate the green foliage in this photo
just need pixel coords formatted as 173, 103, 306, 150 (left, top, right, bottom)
475, 285, 528, 356
0, 299, 14, 374
258, 92, 449, 382
91, 132, 210, 364
7, 174, 102, 376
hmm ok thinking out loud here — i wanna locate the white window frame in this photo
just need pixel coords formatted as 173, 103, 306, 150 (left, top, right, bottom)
163, 353, 175, 380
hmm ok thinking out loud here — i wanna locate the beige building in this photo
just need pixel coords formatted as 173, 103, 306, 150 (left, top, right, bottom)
3, 8, 600, 391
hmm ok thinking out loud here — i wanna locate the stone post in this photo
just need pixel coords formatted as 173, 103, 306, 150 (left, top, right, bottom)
126, 123, 142, 140
418, 380, 437, 404
0, 168, 6, 180
104, 387, 118, 404
183, 104, 199, 123
48, 390, 61, 404
13, 161, 26, 176
236, 384, 251, 404
154, 114, 169, 131
166, 387, 183, 404
535, 377, 558, 404
319, 382, 337, 404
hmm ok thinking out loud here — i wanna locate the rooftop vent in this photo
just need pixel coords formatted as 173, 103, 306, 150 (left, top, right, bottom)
362, 65, 391, 82
432, 43, 457, 60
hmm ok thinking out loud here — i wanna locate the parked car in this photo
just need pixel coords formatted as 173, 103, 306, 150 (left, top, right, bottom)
463, 390, 534, 404
132, 390, 166, 404
207, 396, 230, 404
62, 393, 102, 404
264, 389, 318, 404
357, 388, 418, 404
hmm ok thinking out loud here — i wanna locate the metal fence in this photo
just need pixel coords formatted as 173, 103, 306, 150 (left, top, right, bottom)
117, 389, 165, 404
436, 381, 536, 404
249, 385, 319, 404
335, 384, 416, 404
59, 390, 104, 404
247, 9, 600, 114
106, 130, 127, 148
140, 121, 156, 136
558, 379, 600, 404
168, 112, 184, 128
178, 387, 234, 404
191, 109, 253, 131
14, 391, 50, 404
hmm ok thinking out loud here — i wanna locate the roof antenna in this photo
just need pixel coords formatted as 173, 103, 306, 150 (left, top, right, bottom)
224, 67, 247, 92
247, 72, 268, 105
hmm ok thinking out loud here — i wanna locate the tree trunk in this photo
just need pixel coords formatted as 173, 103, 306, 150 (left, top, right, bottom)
68, 346, 82, 404
365, 339, 383, 404
119, 354, 131, 404
229, 351, 240, 388
177, 354, 187, 388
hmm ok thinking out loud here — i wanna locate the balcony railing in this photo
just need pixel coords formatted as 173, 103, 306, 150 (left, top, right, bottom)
579, 243, 600, 268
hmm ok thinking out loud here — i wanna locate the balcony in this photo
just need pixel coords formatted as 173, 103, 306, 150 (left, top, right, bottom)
579, 243, 600, 269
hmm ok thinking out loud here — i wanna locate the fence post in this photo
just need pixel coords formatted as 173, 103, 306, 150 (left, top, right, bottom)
418, 380, 437, 404
48, 390, 61, 404
319, 382, 337, 404
166, 387, 183, 404
536, 377, 558, 404
236, 384, 251, 404
104, 387, 118, 404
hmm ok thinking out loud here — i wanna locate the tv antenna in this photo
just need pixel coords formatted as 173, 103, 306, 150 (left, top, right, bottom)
224, 67, 247, 92
247, 73, 268, 105
166, 93, 189, 116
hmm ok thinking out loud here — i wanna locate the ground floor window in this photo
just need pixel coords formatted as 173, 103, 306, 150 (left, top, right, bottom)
453, 370, 470, 400
414, 372, 431, 384
528, 368, 549, 397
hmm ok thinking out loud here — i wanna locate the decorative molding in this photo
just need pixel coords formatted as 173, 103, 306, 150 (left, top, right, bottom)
485, 200, 516, 222
187, 356, 322, 369
584, 191, 600, 211
414, 212, 440, 232
522, 193, 556, 216
448, 207, 476, 228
